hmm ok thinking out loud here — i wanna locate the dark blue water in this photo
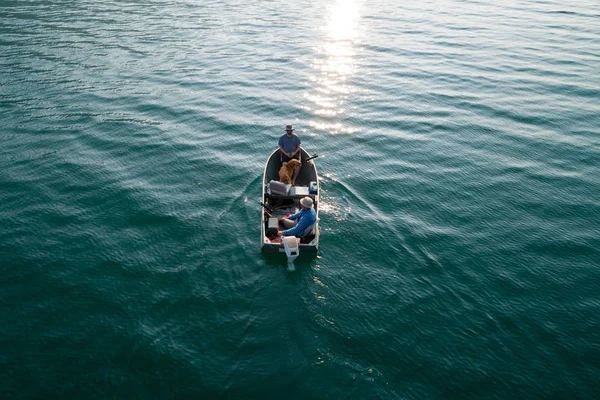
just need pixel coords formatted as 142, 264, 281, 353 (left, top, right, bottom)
1, 0, 599, 398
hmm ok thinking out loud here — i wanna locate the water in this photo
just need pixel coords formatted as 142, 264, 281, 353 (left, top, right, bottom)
1, 0, 599, 398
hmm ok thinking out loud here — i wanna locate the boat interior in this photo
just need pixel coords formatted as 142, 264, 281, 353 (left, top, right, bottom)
262, 151, 318, 246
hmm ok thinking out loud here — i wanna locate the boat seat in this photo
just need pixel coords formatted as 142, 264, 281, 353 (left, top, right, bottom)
299, 222, 316, 244
269, 180, 292, 196
300, 234, 315, 244
300, 231, 316, 243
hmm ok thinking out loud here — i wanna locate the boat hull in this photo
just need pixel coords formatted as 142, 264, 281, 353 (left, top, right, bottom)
260, 148, 319, 253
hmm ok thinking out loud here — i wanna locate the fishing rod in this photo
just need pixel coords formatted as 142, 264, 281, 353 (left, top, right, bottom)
197, 180, 274, 213
198, 147, 324, 213
276, 147, 319, 162
300, 141, 367, 162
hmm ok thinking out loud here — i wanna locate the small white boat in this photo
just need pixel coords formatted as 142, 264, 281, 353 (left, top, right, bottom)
260, 148, 320, 255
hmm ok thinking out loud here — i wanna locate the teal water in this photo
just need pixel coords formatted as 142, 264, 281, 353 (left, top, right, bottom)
1, 0, 600, 398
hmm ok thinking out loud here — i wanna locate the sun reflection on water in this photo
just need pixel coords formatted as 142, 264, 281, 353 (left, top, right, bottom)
306, 0, 361, 134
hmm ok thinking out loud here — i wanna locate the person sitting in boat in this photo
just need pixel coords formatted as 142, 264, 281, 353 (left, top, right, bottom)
278, 124, 301, 185
277, 197, 316, 238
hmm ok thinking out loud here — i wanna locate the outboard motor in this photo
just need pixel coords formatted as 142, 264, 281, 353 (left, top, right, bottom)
282, 236, 299, 271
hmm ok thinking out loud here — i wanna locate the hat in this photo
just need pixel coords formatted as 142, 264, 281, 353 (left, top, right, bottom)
285, 124, 294, 132
300, 196, 313, 209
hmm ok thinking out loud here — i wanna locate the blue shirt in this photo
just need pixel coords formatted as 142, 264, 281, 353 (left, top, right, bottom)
283, 208, 317, 237
279, 133, 301, 153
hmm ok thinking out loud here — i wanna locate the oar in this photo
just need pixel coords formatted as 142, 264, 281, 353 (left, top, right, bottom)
197, 181, 274, 213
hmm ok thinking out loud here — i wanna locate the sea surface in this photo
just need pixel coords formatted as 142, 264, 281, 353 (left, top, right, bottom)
1, 0, 599, 398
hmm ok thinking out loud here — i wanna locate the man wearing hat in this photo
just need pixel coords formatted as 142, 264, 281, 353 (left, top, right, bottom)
277, 196, 317, 238
278, 124, 302, 185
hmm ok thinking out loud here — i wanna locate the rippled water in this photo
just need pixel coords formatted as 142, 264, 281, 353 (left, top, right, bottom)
1, 0, 599, 398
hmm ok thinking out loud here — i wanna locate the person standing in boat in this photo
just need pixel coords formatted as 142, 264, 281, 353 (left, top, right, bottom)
279, 124, 301, 186
277, 197, 316, 238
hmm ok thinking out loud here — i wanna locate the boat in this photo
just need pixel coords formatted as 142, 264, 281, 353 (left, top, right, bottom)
261, 148, 320, 256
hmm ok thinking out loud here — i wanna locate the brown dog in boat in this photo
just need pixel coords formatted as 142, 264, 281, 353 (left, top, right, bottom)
278, 158, 302, 185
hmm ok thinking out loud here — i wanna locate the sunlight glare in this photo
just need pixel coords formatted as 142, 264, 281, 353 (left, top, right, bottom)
307, 0, 360, 130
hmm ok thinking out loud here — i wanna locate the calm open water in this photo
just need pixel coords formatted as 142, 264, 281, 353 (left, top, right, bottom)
1, 0, 599, 398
